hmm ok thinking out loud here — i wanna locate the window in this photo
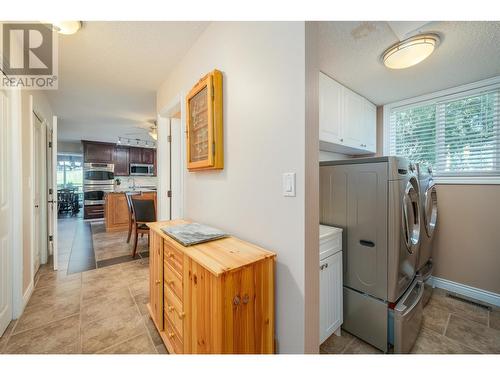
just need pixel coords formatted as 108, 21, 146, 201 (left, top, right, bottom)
386, 78, 500, 182
57, 154, 83, 190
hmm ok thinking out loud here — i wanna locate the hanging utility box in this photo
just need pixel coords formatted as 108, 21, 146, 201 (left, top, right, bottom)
185, 69, 223, 171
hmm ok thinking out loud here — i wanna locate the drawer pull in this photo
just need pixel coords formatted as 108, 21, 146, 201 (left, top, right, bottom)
155, 280, 161, 285
242, 293, 249, 305
167, 304, 186, 319
167, 331, 175, 339
167, 252, 174, 258
167, 279, 175, 286
233, 295, 240, 306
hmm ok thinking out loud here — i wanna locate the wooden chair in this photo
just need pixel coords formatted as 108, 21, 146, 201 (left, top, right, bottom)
130, 196, 156, 258
125, 192, 141, 243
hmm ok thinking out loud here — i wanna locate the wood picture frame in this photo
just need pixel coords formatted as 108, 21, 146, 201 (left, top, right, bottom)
186, 69, 223, 171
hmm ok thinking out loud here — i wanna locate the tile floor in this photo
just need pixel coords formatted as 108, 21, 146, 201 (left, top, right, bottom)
321, 288, 500, 354
0, 216, 166, 354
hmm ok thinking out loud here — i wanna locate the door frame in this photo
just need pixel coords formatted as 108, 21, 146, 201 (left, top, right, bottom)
6, 87, 24, 319
31, 103, 48, 277
157, 93, 185, 221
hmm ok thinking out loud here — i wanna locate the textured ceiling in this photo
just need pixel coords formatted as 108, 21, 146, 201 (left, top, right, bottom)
318, 21, 500, 105
48, 21, 209, 143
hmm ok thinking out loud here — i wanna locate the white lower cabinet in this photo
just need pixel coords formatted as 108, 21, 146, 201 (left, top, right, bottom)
319, 250, 343, 344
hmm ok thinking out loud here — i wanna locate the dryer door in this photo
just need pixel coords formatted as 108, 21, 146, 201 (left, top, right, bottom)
402, 176, 421, 254
424, 182, 437, 238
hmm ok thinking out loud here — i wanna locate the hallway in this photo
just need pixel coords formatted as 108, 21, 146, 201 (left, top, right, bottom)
0, 217, 165, 354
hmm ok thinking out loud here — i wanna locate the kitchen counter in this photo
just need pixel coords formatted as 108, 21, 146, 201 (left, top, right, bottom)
104, 191, 157, 232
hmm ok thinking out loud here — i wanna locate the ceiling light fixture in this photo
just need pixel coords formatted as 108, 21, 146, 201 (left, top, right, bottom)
50, 21, 82, 35
382, 33, 440, 70
149, 129, 158, 141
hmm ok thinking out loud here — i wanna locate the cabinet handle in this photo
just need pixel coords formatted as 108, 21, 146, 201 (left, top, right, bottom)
177, 311, 186, 319
242, 294, 249, 305
325, 263, 328, 268
233, 295, 240, 306
167, 305, 175, 312
320, 264, 324, 270
167, 279, 175, 286
155, 279, 161, 285
167, 252, 174, 258
167, 331, 175, 339
340, 138, 344, 142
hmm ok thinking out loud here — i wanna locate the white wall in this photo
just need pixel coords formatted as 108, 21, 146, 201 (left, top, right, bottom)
157, 22, 308, 353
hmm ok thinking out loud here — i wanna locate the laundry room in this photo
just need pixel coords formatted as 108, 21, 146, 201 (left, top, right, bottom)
316, 21, 500, 354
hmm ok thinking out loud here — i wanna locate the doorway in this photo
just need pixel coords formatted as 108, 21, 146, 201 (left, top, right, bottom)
158, 96, 185, 221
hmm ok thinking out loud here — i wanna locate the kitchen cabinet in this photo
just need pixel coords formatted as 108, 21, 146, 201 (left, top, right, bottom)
147, 219, 276, 354
319, 225, 343, 344
113, 146, 129, 176
84, 205, 105, 220
129, 146, 155, 165
319, 72, 377, 155
105, 192, 157, 232
82, 141, 157, 176
83, 141, 114, 163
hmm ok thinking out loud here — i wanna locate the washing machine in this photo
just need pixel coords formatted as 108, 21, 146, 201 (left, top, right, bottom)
415, 163, 438, 306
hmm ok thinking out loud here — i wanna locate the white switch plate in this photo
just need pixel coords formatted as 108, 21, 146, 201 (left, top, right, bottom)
283, 172, 296, 197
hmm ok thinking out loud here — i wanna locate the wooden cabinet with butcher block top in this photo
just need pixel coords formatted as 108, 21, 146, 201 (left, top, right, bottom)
147, 220, 276, 354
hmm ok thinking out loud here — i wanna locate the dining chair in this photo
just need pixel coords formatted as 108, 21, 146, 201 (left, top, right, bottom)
130, 196, 156, 258
125, 192, 141, 243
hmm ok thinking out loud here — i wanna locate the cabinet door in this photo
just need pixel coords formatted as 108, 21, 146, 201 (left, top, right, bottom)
319, 72, 343, 145
343, 89, 365, 149
319, 252, 343, 344
84, 142, 114, 163
363, 101, 377, 153
113, 146, 129, 176
142, 148, 155, 164
129, 147, 142, 163
149, 233, 163, 330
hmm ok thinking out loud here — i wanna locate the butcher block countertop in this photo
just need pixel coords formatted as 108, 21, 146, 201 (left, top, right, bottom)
147, 219, 276, 276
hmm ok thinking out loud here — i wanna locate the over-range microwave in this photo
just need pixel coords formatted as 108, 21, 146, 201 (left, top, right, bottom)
130, 163, 154, 176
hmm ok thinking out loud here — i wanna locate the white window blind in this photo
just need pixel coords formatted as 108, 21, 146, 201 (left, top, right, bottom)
388, 87, 500, 178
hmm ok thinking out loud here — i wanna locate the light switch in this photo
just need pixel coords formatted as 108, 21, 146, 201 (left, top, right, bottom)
283, 172, 296, 197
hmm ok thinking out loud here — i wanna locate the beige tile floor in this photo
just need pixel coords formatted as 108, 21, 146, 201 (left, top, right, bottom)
0, 217, 166, 355
321, 288, 500, 354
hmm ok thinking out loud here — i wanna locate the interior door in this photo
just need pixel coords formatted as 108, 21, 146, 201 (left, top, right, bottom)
33, 114, 43, 273
48, 116, 58, 270
0, 90, 13, 335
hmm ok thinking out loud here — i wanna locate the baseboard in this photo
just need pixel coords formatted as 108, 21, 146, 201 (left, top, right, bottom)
22, 280, 34, 309
430, 276, 500, 307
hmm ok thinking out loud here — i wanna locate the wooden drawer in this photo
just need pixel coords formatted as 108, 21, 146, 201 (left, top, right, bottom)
164, 315, 183, 354
164, 242, 183, 277
164, 284, 184, 338
164, 263, 183, 302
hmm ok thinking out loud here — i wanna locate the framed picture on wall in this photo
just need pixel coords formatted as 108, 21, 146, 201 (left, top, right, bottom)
185, 69, 223, 171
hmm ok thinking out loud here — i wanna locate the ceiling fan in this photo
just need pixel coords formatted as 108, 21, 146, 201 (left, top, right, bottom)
123, 119, 158, 141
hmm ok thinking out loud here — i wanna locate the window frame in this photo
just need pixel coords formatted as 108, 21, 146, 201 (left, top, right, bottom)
383, 76, 500, 185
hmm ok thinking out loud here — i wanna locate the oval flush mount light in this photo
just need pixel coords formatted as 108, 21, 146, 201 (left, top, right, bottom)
382, 33, 440, 69
51, 21, 82, 35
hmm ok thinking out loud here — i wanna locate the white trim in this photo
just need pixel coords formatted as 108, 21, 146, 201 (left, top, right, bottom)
430, 276, 500, 307
22, 280, 34, 309
9, 88, 24, 319
435, 176, 500, 185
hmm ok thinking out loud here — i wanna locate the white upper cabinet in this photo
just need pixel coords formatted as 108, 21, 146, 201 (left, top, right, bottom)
319, 72, 343, 145
319, 71, 377, 155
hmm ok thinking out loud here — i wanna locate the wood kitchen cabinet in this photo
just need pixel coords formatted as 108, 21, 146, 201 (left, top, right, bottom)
113, 146, 130, 176
319, 72, 377, 155
105, 192, 157, 232
83, 141, 115, 163
129, 146, 155, 165
147, 220, 276, 354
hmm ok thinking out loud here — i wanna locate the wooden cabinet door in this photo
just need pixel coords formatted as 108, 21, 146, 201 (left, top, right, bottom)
107, 193, 129, 227
319, 252, 343, 343
149, 233, 163, 330
319, 72, 343, 145
142, 148, 154, 164
84, 142, 114, 163
129, 147, 143, 163
113, 146, 129, 176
